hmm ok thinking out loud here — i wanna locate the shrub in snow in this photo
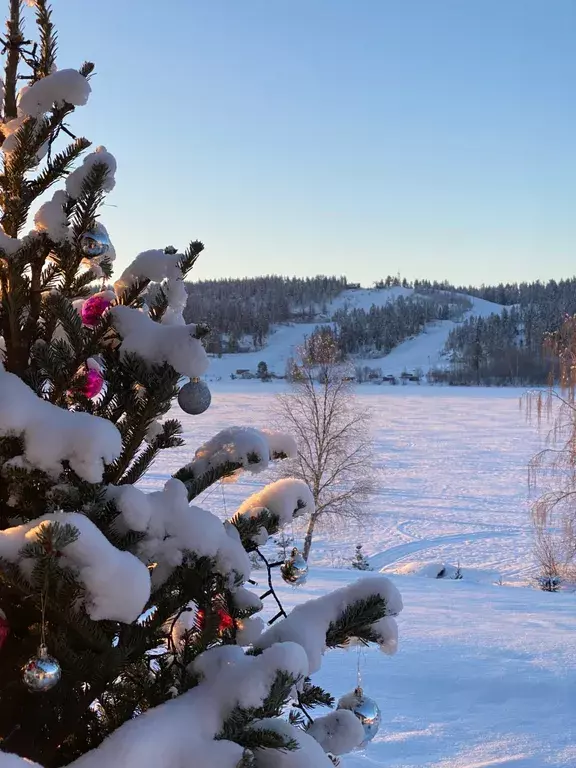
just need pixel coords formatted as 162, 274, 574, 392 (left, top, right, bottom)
351, 543, 372, 571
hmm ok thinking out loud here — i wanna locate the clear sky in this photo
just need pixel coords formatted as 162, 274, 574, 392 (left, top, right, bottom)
49, 0, 575, 286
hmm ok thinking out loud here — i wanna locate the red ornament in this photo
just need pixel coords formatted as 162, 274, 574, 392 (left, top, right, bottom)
195, 607, 234, 635
0, 610, 9, 650
217, 609, 234, 633
82, 368, 104, 398
81, 295, 111, 327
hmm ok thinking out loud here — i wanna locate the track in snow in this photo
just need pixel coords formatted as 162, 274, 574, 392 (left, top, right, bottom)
369, 529, 520, 570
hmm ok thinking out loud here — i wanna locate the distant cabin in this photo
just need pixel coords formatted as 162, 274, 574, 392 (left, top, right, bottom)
347, 283, 361, 289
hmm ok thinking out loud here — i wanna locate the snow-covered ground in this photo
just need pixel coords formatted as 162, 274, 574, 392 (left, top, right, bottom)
142, 385, 574, 768
205, 288, 505, 380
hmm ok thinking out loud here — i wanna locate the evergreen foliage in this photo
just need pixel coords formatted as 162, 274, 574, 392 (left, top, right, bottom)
0, 7, 402, 767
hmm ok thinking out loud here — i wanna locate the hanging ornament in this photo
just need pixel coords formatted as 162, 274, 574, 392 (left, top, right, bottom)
280, 547, 309, 586
80, 229, 110, 259
81, 367, 104, 398
22, 644, 61, 692
196, 606, 234, 635
0, 609, 9, 650
81, 294, 112, 327
178, 378, 211, 415
336, 687, 381, 745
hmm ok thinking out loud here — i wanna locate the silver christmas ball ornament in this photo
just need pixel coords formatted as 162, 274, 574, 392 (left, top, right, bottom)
178, 378, 211, 415
80, 229, 110, 259
337, 687, 381, 745
22, 644, 61, 692
281, 547, 309, 586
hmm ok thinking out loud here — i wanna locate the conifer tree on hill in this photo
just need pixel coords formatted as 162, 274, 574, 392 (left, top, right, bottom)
0, 4, 403, 767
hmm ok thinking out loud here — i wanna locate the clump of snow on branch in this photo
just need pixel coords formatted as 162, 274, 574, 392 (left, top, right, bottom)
18, 69, 91, 118
161, 278, 188, 326
110, 479, 251, 586
234, 478, 314, 529
231, 585, 263, 613
64, 642, 309, 768
256, 576, 403, 674
252, 719, 336, 767
111, 305, 209, 380
0, 224, 21, 255
0, 369, 121, 483
66, 146, 117, 199
183, 427, 297, 483
33, 190, 70, 241
145, 420, 164, 443
306, 710, 365, 756
0, 512, 150, 623
236, 615, 265, 646
261, 428, 297, 459
1, 115, 29, 155
114, 249, 182, 293
170, 601, 199, 648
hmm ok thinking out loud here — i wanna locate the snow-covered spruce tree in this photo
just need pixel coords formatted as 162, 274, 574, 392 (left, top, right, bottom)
0, 5, 403, 768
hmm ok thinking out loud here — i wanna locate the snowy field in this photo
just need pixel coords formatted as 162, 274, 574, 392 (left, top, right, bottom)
143, 385, 575, 768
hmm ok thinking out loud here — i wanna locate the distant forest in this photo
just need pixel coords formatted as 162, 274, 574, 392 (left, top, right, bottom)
183, 276, 346, 355
183, 273, 576, 386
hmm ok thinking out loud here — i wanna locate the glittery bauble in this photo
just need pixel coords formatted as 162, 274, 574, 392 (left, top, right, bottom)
280, 547, 309, 586
82, 368, 104, 398
177, 378, 211, 415
81, 294, 111, 327
337, 687, 381, 744
80, 229, 110, 259
0, 609, 9, 650
22, 645, 61, 692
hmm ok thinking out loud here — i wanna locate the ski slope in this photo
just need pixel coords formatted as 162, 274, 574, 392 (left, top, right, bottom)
205, 288, 504, 380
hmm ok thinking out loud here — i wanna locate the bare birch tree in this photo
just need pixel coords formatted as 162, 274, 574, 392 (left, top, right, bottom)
527, 315, 576, 584
274, 328, 374, 561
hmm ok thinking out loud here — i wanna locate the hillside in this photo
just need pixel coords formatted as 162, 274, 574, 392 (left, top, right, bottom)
203, 287, 504, 381
186, 275, 576, 385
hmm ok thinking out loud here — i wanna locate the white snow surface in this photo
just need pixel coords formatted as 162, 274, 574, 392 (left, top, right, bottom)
1, 384, 573, 766
0, 368, 121, 483
65, 146, 116, 199
306, 710, 365, 756
256, 576, 402, 674
111, 305, 209, 379
114, 249, 182, 292
0, 224, 21, 255
33, 190, 70, 241
0, 512, 150, 623
18, 69, 91, 117
110, 478, 251, 586
183, 426, 297, 480
125, 383, 574, 767
252, 718, 336, 767
67, 642, 310, 768
234, 478, 314, 533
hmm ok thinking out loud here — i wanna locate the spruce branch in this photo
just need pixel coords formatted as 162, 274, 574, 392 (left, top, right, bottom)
3, 0, 24, 120
33, 0, 57, 79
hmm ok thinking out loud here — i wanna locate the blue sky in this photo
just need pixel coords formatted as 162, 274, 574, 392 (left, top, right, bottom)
49, 0, 575, 285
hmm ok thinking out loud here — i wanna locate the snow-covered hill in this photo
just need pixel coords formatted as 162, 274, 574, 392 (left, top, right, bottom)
205, 288, 504, 380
